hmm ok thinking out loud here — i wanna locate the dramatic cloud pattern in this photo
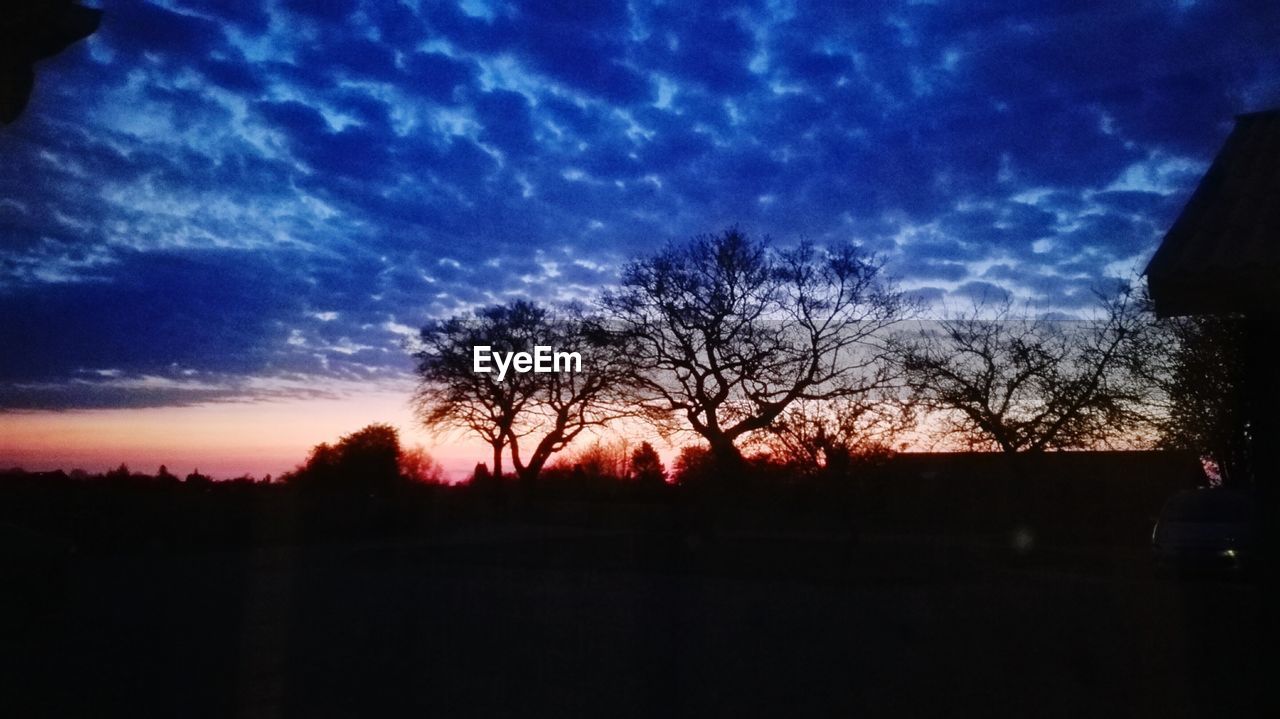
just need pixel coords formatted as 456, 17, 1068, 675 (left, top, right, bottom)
2, 0, 1278, 409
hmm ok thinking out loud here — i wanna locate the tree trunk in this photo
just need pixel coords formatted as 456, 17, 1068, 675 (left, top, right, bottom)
491, 442, 503, 480
518, 457, 547, 486
517, 426, 565, 489
706, 434, 745, 477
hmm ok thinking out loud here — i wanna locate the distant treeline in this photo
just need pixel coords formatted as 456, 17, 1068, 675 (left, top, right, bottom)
1, 445, 1203, 553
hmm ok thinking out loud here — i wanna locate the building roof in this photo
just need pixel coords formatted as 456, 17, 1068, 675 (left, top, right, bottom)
1145, 109, 1280, 317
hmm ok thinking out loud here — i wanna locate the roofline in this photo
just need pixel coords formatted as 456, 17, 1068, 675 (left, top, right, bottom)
1234, 107, 1280, 121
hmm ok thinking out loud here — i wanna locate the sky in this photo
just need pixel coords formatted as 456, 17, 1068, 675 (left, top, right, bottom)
2, 0, 1278, 478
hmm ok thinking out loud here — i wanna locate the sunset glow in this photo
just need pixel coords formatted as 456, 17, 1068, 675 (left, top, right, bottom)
2, 1, 1277, 476
0, 389, 486, 480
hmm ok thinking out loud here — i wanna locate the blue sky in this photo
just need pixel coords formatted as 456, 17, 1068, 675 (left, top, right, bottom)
2, 0, 1279, 412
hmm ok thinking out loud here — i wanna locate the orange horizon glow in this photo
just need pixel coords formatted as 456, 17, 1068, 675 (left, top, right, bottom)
0, 389, 490, 481
0, 390, 699, 482
1, 388, 992, 482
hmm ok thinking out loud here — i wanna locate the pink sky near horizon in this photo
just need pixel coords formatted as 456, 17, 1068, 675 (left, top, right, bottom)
0, 390, 492, 482
1, 380, 964, 483
0, 390, 700, 483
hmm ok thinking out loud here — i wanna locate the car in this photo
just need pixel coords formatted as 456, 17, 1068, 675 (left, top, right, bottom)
1152, 488, 1257, 574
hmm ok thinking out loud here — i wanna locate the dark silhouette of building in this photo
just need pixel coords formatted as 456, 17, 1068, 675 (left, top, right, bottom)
1146, 110, 1280, 316
0, 1, 101, 124
1145, 109, 1280, 701
1144, 108, 1280, 497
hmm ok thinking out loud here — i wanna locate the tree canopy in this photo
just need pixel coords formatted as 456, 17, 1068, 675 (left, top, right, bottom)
894, 291, 1148, 453
412, 300, 633, 483
601, 227, 908, 468
289, 423, 404, 488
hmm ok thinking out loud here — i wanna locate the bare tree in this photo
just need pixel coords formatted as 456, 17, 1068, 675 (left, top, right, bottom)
601, 227, 909, 468
550, 437, 634, 481
894, 288, 1149, 453
412, 301, 541, 479
761, 393, 915, 476
502, 312, 635, 482
411, 300, 632, 484
400, 445, 447, 484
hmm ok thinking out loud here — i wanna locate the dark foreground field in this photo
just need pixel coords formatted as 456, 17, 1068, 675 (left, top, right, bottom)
1, 517, 1263, 718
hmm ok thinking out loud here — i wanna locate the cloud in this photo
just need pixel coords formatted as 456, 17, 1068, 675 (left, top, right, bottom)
3, 0, 1278, 409
0, 249, 300, 381
951, 281, 1013, 305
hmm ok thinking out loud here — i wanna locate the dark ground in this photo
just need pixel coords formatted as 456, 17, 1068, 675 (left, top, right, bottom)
0, 520, 1263, 718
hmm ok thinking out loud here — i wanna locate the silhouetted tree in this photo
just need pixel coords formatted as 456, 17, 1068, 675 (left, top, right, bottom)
290, 423, 403, 488
413, 301, 633, 484
413, 301, 542, 479
762, 394, 912, 478
602, 227, 908, 471
504, 313, 635, 484
400, 445, 447, 484
895, 289, 1148, 453
629, 442, 667, 485
1133, 311, 1250, 485
554, 438, 631, 481
672, 445, 715, 486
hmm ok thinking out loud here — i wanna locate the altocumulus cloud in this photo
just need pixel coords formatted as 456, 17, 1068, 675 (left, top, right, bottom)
1, 0, 1278, 409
